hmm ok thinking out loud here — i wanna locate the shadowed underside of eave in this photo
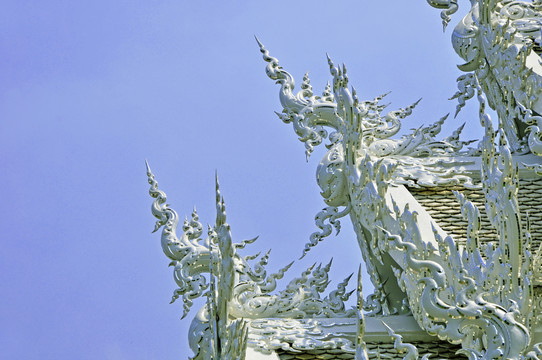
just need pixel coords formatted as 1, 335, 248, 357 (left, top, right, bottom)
276, 341, 466, 359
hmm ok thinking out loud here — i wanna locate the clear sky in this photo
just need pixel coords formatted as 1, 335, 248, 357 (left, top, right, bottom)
2, 1, 483, 359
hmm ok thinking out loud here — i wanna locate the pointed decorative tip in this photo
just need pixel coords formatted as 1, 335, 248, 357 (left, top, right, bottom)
381, 320, 393, 333
145, 159, 151, 174
454, 109, 460, 118
415, 98, 422, 105
254, 35, 263, 49
326, 53, 334, 67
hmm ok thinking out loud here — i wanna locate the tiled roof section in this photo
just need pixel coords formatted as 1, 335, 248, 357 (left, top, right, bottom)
276, 341, 466, 359
407, 178, 542, 251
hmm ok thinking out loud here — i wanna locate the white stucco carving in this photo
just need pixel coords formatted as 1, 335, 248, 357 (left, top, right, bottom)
256, 2, 542, 352
146, 1, 542, 359
146, 164, 359, 358
429, 0, 542, 154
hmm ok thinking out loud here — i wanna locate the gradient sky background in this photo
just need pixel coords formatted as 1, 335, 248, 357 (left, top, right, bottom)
2, 1, 484, 359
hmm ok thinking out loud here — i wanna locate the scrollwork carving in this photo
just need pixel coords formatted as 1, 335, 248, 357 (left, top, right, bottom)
259, 40, 477, 317
146, 163, 357, 358
429, 1, 542, 154
259, 17, 541, 354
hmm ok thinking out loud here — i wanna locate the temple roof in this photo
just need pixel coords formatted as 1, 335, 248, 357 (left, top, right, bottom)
409, 177, 542, 257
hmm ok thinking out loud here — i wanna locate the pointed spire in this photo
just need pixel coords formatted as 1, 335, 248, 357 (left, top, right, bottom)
352, 86, 359, 106
324, 258, 333, 272
342, 63, 349, 86
374, 91, 391, 104
355, 265, 369, 360
254, 34, 263, 50
301, 71, 313, 98
215, 170, 227, 226
327, 53, 338, 78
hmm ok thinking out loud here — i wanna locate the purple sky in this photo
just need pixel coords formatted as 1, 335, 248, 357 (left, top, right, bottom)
2, 1, 483, 359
